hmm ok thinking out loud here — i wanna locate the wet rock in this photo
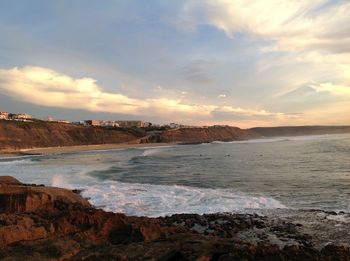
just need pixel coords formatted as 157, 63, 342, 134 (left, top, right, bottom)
1, 176, 350, 260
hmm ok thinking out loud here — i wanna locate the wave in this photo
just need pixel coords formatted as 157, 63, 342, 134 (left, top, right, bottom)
81, 181, 286, 217
0, 158, 34, 165
51, 175, 69, 188
141, 147, 169, 157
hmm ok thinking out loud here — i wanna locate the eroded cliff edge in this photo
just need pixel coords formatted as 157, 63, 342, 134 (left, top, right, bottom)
0, 120, 144, 151
2, 120, 350, 152
1, 176, 350, 260
0, 121, 260, 151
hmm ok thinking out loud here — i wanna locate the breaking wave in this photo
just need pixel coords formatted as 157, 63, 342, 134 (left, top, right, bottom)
0, 158, 34, 165
81, 181, 286, 217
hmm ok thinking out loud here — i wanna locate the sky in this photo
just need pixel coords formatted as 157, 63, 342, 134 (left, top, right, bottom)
0, 0, 349, 128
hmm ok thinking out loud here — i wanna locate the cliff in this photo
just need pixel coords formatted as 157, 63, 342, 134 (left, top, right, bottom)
250, 126, 350, 137
0, 120, 144, 150
0, 121, 261, 151
2, 120, 350, 152
159, 126, 260, 144
1, 176, 350, 260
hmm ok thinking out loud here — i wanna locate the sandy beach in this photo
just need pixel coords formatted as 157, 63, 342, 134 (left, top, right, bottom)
0, 142, 174, 156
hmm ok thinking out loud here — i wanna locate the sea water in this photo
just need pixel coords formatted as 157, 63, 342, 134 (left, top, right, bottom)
1, 133, 350, 217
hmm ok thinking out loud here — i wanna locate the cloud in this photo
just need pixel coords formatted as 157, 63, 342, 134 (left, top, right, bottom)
218, 94, 226, 98
182, 0, 350, 53
0, 66, 294, 126
280, 82, 350, 100
212, 106, 292, 119
270, 80, 350, 126
182, 59, 214, 83
309, 82, 350, 97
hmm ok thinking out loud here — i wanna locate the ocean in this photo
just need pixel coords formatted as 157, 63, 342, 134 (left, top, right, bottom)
1, 133, 350, 217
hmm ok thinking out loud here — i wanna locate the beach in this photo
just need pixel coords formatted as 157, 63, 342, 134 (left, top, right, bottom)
0, 142, 173, 156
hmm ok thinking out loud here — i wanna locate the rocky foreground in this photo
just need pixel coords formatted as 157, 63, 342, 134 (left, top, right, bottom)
1, 177, 350, 260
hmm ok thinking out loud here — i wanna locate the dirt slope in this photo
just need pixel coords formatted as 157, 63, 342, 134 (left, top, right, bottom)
159, 126, 260, 144
0, 120, 142, 150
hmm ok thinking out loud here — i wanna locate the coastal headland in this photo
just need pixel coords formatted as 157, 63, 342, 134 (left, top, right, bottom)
1, 120, 350, 156
1, 176, 350, 260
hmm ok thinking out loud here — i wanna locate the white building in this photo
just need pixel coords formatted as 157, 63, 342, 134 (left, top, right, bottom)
117, 120, 143, 128
84, 120, 101, 126
169, 123, 180, 129
0, 112, 9, 120
13, 113, 33, 119
101, 121, 120, 127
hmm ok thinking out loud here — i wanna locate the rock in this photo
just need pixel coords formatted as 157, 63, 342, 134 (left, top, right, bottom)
0, 176, 22, 184
1, 176, 350, 260
0, 183, 90, 213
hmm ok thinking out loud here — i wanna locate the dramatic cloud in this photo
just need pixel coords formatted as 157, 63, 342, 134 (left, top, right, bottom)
0, 1, 349, 127
182, 0, 350, 53
0, 66, 293, 126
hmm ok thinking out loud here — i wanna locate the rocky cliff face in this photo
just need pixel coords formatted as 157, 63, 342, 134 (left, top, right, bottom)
0, 120, 143, 150
159, 126, 260, 144
1, 176, 350, 260
2, 120, 350, 152
0, 121, 261, 151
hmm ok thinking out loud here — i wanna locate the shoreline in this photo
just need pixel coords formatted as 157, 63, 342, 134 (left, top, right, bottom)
2, 132, 349, 157
2, 176, 350, 259
0, 142, 176, 156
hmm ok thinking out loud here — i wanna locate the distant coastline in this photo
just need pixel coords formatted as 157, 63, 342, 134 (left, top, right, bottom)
1, 119, 350, 156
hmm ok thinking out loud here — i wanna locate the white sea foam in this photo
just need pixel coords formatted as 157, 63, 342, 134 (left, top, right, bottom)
0, 159, 33, 165
141, 147, 167, 157
81, 181, 286, 217
51, 174, 69, 188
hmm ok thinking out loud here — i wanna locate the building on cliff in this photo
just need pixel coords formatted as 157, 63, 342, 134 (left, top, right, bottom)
85, 120, 145, 128
168, 123, 180, 129
101, 120, 120, 127
10, 113, 33, 120
84, 120, 102, 126
116, 120, 144, 128
0, 112, 9, 120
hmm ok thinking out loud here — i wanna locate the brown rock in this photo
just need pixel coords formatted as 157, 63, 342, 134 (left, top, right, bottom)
1, 177, 350, 260
0, 178, 90, 213
0, 176, 22, 185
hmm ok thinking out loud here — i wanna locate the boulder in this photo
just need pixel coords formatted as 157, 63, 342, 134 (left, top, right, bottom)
0, 176, 90, 213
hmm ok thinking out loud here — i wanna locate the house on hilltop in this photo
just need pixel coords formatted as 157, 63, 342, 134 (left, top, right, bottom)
0, 112, 9, 120
84, 120, 101, 126
10, 113, 33, 120
117, 120, 144, 128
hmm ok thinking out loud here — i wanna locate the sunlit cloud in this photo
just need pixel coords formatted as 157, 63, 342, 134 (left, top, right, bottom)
0, 66, 294, 126
182, 0, 350, 53
309, 82, 350, 97
1, 0, 349, 127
